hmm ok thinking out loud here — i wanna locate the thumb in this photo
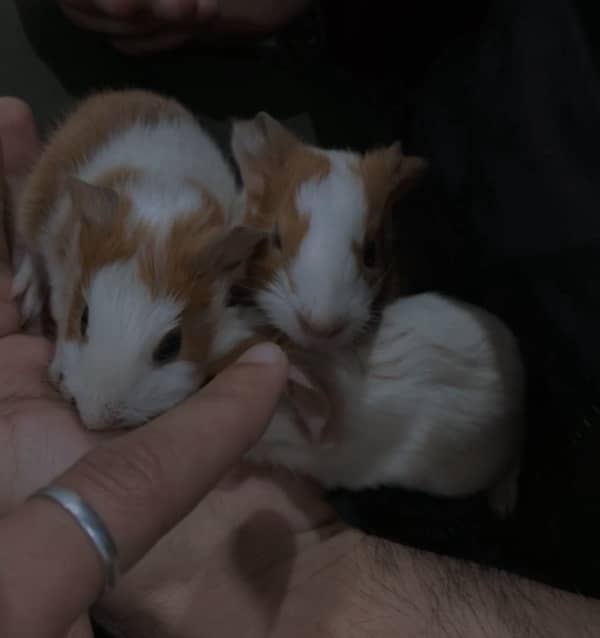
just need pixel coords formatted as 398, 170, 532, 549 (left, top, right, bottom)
0, 342, 287, 636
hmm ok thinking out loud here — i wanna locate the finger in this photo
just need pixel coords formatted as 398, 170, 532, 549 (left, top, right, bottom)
59, 3, 165, 35
0, 141, 20, 335
0, 138, 11, 271
0, 98, 40, 177
60, 0, 147, 18
59, 0, 217, 35
0, 98, 40, 332
0, 97, 40, 232
0, 342, 287, 635
0, 300, 20, 336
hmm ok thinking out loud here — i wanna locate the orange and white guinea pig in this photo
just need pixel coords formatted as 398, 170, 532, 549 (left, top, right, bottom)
230, 112, 427, 351
244, 293, 525, 517
13, 90, 264, 430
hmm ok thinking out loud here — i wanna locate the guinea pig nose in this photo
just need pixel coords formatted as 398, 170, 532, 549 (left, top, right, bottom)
298, 314, 346, 339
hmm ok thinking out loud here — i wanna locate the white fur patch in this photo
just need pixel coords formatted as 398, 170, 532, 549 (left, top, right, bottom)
76, 115, 238, 227
249, 293, 525, 506
53, 260, 201, 429
259, 151, 373, 349
127, 175, 204, 230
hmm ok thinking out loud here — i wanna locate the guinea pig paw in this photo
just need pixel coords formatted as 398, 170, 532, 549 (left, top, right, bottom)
12, 254, 43, 323
21, 285, 43, 324
48, 356, 65, 389
11, 253, 34, 297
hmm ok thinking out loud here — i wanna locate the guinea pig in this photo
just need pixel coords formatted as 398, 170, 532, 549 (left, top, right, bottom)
230, 112, 427, 351
243, 292, 525, 517
13, 89, 265, 430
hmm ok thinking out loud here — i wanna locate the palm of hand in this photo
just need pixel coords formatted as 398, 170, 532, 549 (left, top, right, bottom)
101, 465, 345, 637
0, 289, 97, 513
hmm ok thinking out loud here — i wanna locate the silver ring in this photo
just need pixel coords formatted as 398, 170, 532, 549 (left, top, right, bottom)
31, 486, 119, 599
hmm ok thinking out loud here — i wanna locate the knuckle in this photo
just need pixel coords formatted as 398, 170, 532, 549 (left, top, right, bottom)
201, 380, 272, 445
73, 439, 168, 516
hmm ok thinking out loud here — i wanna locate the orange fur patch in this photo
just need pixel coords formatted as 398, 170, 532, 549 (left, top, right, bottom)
357, 147, 427, 232
64, 190, 231, 373
356, 147, 399, 232
17, 89, 187, 244
139, 197, 226, 368
18, 89, 250, 378
65, 192, 141, 340
95, 166, 142, 190
245, 145, 330, 286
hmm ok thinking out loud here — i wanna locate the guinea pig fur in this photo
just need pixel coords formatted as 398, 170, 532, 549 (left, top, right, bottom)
230, 112, 427, 352
242, 292, 525, 517
13, 90, 265, 430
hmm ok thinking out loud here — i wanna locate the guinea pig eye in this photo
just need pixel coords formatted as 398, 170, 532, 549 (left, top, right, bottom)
80, 305, 89, 337
363, 239, 377, 269
273, 228, 282, 251
153, 327, 183, 365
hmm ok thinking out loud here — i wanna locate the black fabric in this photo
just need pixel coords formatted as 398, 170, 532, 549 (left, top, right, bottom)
324, 0, 600, 597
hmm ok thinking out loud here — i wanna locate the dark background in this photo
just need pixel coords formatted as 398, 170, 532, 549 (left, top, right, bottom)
2, 0, 600, 611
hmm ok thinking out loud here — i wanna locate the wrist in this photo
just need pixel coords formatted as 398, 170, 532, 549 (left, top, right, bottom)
338, 535, 600, 638
325, 533, 435, 638
340, 537, 505, 638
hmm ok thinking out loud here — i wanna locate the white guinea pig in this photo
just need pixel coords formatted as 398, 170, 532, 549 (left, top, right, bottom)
245, 292, 525, 516
13, 90, 264, 430
230, 112, 427, 352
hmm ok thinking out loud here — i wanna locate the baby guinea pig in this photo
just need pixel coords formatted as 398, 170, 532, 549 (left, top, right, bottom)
230, 112, 427, 351
242, 293, 525, 517
14, 89, 264, 430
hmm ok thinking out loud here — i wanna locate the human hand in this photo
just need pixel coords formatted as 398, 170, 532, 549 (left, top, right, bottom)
0, 97, 294, 637
56, 0, 311, 55
0, 97, 97, 512
0, 97, 361, 638
3, 98, 599, 638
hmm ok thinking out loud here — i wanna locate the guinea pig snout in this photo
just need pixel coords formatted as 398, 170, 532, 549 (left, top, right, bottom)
297, 313, 346, 339
78, 405, 126, 432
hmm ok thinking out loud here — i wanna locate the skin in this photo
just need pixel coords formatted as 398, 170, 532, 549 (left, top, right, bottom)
1, 98, 600, 638
56, 0, 312, 55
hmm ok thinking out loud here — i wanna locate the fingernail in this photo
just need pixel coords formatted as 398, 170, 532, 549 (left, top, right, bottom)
237, 342, 283, 365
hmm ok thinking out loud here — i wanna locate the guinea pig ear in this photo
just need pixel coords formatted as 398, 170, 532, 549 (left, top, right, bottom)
386, 142, 428, 198
65, 176, 119, 228
360, 143, 428, 221
231, 112, 299, 198
214, 225, 270, 271
286, 365, 333, 445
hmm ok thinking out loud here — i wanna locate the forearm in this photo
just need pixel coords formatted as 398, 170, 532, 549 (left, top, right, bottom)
333, 535, 600, 638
